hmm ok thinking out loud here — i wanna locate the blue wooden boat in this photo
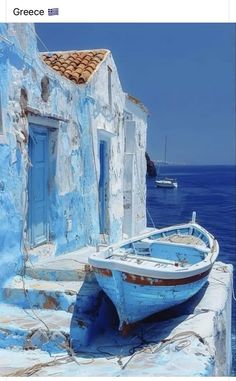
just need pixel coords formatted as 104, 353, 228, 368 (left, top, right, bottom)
89, 213, 219, 331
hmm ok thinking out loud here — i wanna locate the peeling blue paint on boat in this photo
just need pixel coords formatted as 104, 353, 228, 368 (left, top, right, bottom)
94, 271, 209, 325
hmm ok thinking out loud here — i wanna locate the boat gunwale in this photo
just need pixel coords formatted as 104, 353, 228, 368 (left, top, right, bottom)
92, 266, 212, 287
89, 222, 219, 280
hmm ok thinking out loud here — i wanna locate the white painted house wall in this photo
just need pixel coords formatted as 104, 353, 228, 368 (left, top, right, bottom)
86, 51, 125, 244
123, 95, 147, 237
86, 53, 148, 242
0, 23, 148, 273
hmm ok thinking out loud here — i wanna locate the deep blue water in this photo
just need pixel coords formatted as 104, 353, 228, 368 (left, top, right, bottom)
146, 165, 236, 375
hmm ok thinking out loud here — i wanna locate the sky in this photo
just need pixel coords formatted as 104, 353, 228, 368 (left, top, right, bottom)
36, 23, 235, 165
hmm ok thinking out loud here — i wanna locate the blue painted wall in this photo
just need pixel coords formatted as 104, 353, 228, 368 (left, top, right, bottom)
0, 24, 27, 286
0, 24, 101, 286
0, 23, 148, 288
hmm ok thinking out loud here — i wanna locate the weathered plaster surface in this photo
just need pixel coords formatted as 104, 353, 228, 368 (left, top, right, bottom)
0, 23, 147, 286
86, 53, 125, 243
123, 95, 147, 236
1, 24, 100, 276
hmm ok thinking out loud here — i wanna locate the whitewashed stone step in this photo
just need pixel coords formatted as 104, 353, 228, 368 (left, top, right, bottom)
0, 348, 53, 376
25, 246, 95, 281
25, 264, 87, 282
3, 276, 83, 312
0, 262, 232, 377
26, 243, 56, 264
0, 303, 72, 353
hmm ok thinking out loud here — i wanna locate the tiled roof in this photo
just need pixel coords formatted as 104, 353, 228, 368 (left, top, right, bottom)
41, 50, 108, 84
127, 94, 148, 114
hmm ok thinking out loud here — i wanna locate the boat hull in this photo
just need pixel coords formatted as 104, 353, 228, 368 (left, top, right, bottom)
155, 181, 178, 188
89, 220, 219, 330
93, 266, 211, 329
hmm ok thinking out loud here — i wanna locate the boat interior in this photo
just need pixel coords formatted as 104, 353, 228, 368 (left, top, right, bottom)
107, 226, 211, 268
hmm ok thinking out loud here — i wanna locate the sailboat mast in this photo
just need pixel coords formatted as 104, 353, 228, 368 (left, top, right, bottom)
164, 136, 167, 165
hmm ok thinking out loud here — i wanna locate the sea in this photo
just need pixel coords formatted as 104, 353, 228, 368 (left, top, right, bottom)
146, 165, 236, 375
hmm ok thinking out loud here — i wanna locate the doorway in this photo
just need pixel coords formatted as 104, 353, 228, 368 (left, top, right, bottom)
99, 139, 108, 234
28, 124, 49, 247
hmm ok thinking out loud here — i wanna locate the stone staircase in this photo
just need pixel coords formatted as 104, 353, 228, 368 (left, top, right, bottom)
0, 246, 97, 354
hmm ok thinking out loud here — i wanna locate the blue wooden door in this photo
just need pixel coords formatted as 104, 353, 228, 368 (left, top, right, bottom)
28, 125, 49, 247
99, 140, 108, 233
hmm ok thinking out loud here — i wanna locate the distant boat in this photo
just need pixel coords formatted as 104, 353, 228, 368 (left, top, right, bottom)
155, 178, 178, 188
89, 212, 219, 332
156, 136, 178, 188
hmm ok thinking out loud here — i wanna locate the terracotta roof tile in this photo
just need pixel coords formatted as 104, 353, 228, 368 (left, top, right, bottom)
72, 53, 78, 59
127, 94, 148, 114
41, 49, 108, 84
78, 52, 86, 59
88, 62, 97, 70
78, 78, 85, 84
74, 67, 83, 75
85, 66, 94, 74
67, 65, 75, 71
62, 53, 70, 60
64, 70, 72, 77
72, 72, 80, 80
78, 63, 86, 70
92, 57, 102, 64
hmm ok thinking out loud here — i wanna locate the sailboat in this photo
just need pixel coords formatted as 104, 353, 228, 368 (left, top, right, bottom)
155, 136, 178, 188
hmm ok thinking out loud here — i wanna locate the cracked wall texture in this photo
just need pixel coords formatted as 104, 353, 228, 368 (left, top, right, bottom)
0, 23, 148, 285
